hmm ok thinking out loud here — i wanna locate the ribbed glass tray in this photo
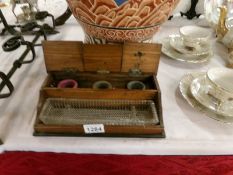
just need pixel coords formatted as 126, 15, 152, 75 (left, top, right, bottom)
39, 98, 159, 126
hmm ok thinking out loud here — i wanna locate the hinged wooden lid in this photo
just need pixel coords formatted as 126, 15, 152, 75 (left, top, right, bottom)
83, 44, 122, 72
42, 41, 161, 75
43, 41, 84, 72
121, 43, 161, 75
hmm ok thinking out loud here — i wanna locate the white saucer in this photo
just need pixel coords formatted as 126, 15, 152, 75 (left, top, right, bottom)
162, 37, 213, 63
179, 72, 233, 123
169, 35, 211, 56
190, 75, 233, 118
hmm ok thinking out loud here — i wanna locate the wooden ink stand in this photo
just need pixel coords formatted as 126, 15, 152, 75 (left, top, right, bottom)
34, 41, 165, 138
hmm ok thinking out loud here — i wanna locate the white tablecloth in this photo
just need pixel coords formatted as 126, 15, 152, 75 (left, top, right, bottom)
0, 2, 233, 155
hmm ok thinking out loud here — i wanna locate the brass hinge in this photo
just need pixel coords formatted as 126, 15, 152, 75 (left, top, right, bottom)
63, 68, 79, 74
129, 68, 142, 76
129, 51, 145, 76
97, 69, 110, 74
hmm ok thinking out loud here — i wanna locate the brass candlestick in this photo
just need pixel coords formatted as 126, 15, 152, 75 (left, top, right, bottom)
216, 6, 229, 40
217, 6, 233, 68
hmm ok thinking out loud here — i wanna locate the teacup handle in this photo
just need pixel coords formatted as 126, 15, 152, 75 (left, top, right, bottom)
206, 86, 223, 111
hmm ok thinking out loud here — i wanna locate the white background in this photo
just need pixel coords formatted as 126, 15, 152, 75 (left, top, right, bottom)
0, 0, 232, 155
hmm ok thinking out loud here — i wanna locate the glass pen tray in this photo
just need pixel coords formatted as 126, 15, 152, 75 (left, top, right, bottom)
39, 98, 159, 126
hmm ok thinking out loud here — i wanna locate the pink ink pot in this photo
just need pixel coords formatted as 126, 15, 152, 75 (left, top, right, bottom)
57, 79, 78, 88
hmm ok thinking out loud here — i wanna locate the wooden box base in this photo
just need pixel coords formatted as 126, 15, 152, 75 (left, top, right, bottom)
34, 41, 164, 138
34, 76, 164, 137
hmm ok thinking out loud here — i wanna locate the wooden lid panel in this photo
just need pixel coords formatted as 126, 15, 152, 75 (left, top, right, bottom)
42, 41, 84, 72
42, 41, 161, 74
83, 44, 122, 72
121, 43, 161, 74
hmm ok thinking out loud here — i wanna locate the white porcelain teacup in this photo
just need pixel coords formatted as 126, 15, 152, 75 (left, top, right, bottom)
180, 26, 211, 50
205, 68, 233, 109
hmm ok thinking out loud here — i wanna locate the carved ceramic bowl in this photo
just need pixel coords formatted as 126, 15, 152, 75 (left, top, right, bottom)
67, 0, 180, 43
